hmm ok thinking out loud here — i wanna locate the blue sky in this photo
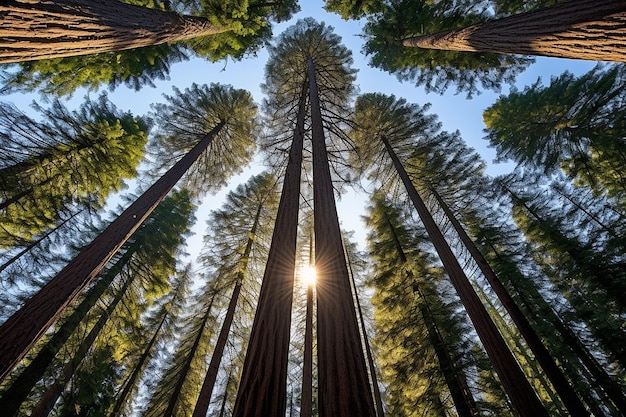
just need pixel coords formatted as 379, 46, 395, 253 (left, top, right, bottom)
2, 0, 597, 257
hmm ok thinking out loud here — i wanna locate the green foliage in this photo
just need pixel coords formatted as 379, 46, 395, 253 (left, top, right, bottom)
150, 82, 257, 198
0, 95, 148, 248
362, 0, 532, 97
0, 45, 188, 98
323, 0, 384, 20
484, 64, 626, 206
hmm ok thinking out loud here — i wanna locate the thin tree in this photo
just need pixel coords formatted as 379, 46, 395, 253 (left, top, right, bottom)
352, 93, 548, 417
404, 0, 626, 62
0, 83, 257, 382
192, 173, 278, 417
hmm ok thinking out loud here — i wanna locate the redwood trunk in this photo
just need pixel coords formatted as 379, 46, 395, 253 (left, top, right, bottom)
403, 0, 626, 62
193, 204, 262, 417
386, 218, 478, 417
0, 122, 224, 382
430, 189, 587, 415
309, 57, 376, 417
0, 0, 228, 63
380, 135, 548, 417
232, 79, 306, 417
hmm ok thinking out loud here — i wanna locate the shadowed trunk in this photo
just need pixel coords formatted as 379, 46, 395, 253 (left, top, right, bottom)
309, 56, 376, 417
300, 285, 314, 417
430, 188, 588, 415
403, 0, 626, 62
0, 122, 225, 383
0, 0, 228, 63
380, 135, 548, 417
386, 217, 479, 417
232, 79, 307, 417
193, 204, 263, 417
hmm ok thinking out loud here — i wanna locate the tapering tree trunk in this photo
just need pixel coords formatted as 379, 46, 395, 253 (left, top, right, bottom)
309, 57, 376, 417
430, 188, 588, 415
232, 80, 307, 417
380, 135, 548, 417
386, 218, 479, 417
0, 245, 137, 416
0, 122, 225, 382
30, 272, 135, 417
0, 0, 228, 64
300, 285, 314, 417
344, 238, 385, 417
193, 204, 263, 417
163, 296, 216, 417
403, 0, 626, 62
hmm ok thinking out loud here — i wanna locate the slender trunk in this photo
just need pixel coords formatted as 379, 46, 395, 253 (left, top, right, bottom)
309, 57, 376, 417
486, 242, 626, 415
217, 370, 232, 417
0, 0, 229, 63
430, 188, 588, 415
193, 204, 263, 417
232, 79, 306, 417
0, 209, 81, 274
300, 285, 314, 417
380, 135, 548, 417
344, 238, 385, 417
387, 218, 479, 417
0, 122, 224, 382
163, 297, 215, 417
0, 245, 137, 416
403, 0, 626, 62
30, 272, 134, 417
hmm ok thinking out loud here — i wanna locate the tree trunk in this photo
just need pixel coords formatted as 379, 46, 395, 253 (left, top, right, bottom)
309, 57, 376, 417
430, 188, 588, 415
344, 238, 385, 417
386, 217, 479, 417
30, 272, 134, 417
193, 204, 262, 417
0, 245, 137, 416
232, 79, 306, 417
0, 0, 228, 64
0, 122, 224, 383
380, 135, 548, 417
403, 0, 626, 62
300, 285, 313, 417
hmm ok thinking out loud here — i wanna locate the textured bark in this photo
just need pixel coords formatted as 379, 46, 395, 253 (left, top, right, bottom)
0, 0, 228, 63
431, 189, 588, 416
232, 79, 306, 417
386, 218, 479, 417
380, 135, 548, 417
193, 204, 262, 417
403, 0, 626, 62
309, 57, 376, 417
0, 122, 224, 382
0, 246, 137, 416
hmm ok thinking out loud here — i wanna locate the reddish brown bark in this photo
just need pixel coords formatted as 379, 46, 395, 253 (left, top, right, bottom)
403, 0, 626, 62
0, 122, 224, 383
380, 135, 548, 417
309, 57, 376, 417
232, 79, 307, 417
431, 189, 588, 415
0, 0, 227, 64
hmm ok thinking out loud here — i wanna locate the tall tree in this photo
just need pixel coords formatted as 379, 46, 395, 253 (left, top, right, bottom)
0, 95, 148, 248
0, 190, 194, 417
0, 83, 257, 382
403, 0, 626, 62
362, 0, 532, 97
192, 172, 278, 417
351, 92, 548, 417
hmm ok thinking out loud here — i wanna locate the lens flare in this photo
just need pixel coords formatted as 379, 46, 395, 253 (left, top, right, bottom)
300, 265, 317, 286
